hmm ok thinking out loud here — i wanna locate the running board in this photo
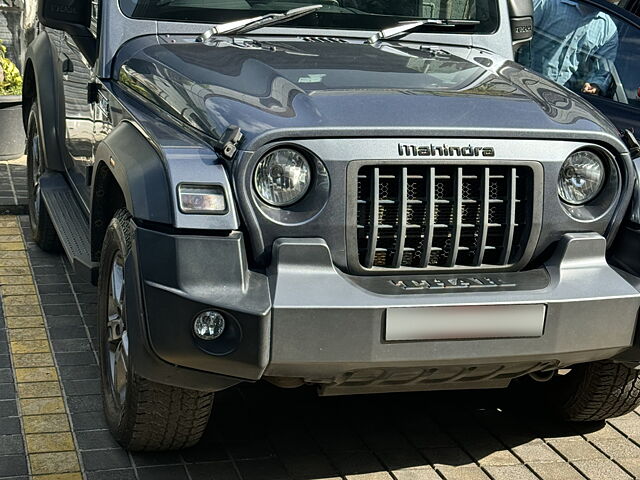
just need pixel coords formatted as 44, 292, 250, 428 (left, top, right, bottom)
40, 173, 98, 283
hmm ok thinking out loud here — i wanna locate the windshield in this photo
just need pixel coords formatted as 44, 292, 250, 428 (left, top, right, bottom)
120, 0, 499, 34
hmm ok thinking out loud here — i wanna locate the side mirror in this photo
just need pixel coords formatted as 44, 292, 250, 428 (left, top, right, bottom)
38, 0, 96, 63
508, 0, 534, 55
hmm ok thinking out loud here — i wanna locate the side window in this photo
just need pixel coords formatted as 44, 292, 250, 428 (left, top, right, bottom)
517, 0, 639, 108
90, 0, 99, 37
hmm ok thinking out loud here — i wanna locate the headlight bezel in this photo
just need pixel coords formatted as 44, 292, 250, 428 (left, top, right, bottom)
253, 147, 313, 207
557, 150, 606, 206
558, 147, 621, 223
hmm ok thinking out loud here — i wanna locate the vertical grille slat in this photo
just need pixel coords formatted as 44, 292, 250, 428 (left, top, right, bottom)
392, 168, 409, 268
355, 164, 533, 272
500, 167, 518, 264
419, 168, 436, 268
446, 167, 463, 267
473, 167, 490, 266
364, 168, 380, 268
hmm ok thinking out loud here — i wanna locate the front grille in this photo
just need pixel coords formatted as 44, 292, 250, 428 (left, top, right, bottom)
354, 164, 534, 271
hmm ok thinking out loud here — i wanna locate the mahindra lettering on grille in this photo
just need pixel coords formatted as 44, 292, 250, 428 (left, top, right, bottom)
355, 164, 534, 270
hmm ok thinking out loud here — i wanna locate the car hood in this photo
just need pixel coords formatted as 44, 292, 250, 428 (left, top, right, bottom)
115, 35, 618, 147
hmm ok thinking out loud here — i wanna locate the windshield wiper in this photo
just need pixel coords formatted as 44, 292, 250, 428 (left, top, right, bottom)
198, 4, 323, 42
366, 18, 480, 44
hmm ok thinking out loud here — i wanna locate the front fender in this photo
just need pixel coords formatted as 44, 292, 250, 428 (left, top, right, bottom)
24, 31, 65, 171
92, 121, 174, 225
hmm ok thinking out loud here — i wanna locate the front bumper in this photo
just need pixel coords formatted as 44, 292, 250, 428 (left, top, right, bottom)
130, 224, 640, 393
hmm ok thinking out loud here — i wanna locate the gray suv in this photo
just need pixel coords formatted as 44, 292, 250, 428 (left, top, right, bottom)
24, 0, 640, 451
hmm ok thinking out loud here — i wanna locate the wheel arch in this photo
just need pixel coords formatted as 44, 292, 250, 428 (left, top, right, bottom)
91, 121, 174, 261
23, 31, 65, 171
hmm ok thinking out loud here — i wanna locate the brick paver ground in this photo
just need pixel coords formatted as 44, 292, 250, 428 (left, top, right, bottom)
1, 213, 640, 480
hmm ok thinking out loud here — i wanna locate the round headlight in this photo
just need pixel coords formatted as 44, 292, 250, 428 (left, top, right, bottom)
254, 149, 311, 207
558, 151, 605, 205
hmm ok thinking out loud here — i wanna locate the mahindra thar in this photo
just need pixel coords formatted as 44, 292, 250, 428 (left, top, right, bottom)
23, 0, 640, 450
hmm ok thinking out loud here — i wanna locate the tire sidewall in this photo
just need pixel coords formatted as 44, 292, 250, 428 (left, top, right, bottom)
97, 211, 135, 444
26, 102, 43, 237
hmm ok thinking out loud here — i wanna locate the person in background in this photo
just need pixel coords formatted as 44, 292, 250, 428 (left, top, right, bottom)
519, 0, 619, 96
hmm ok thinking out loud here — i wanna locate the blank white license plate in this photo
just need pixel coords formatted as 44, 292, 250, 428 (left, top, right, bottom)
385, 304, 546, 341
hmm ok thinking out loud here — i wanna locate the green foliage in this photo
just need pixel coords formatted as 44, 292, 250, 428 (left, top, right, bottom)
0, 41, 22, 96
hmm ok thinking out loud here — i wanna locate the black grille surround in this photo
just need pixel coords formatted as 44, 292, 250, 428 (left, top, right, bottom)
347, 161, 543, 274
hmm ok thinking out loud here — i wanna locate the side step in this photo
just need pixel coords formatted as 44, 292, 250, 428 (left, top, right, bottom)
40, 173, 98, 283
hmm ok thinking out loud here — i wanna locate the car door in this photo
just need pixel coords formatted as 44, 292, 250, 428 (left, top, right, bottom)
517, 0, 640, 133
56, 0, 100, 209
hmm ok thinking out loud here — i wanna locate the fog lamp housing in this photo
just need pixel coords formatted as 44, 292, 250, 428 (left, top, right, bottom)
193, 311, 226, 340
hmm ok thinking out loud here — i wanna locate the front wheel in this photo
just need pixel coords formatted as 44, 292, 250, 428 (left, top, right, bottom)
98, 209, 214, 451
546, 361, 640, 421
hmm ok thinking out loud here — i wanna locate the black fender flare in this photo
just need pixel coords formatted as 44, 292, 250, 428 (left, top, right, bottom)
23, 31, 65, 171
92, 121, 174, 225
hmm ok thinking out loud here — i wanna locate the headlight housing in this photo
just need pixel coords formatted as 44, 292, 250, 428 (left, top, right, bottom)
254, 148, 311, 207
558, 150, 605, 205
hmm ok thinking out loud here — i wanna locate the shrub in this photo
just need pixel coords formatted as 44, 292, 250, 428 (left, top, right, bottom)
0, 41, 22, 96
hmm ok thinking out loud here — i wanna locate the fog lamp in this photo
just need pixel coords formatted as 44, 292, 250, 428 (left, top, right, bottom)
558, 150, 605, 205
193, 311, 226, 340
178, 184, 227, 214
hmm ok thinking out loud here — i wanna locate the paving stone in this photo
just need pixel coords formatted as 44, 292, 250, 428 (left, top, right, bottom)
86, 469, 138, 480
136, 465, 190, 480
20, 396, 66, 415
13, 352, 54, 367
591, 437, 640, 458
483, 465, 538, 480
17, 381, 62, 398
71, 411, 108, 430
375, 448, 428, 471
3, 284, 37, 295
615, 457, 640, 478
67, 394, 102, 413
5, 304, 43, 316
573, 459, 632, 480
0, 275, 33, 285
51, 338, 92, 353
390, 466, 441, 480
236, 458, 300, 480
81, 448, 132, 471
547, 438, 606, 461
436, 465, 490, 480
187, 462, 241, 480
48, 326, 87, 340
0, 434, 25, 454
0, 353, 9, 368
10, 339, 50, 354
62, 379, 101, 396
59, 365, 100, 380
0, 381, 16, 399
29, 451, 80, 475
22, 414, 70, 434
0, 398, 18, 416
132, 451, 183, 466
32, 474, 83, 480
528, 461, 584, 480
0, 415, 22, 434
15, 366, 58, 383
26, 432, 76, 453
423, 447, 475, 468
6, 315, 44, 328
280, 452, 338, 478
0, 367, 13, 382
9, 327, 48, 341
0, 454, 28, 476
4, 294, 40, 305
74, 430, 118, 450
55, 351, 96, 366
329, 451, 393, 478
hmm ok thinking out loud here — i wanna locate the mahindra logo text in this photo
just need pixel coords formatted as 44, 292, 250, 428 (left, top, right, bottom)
398, 144, 495, 158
